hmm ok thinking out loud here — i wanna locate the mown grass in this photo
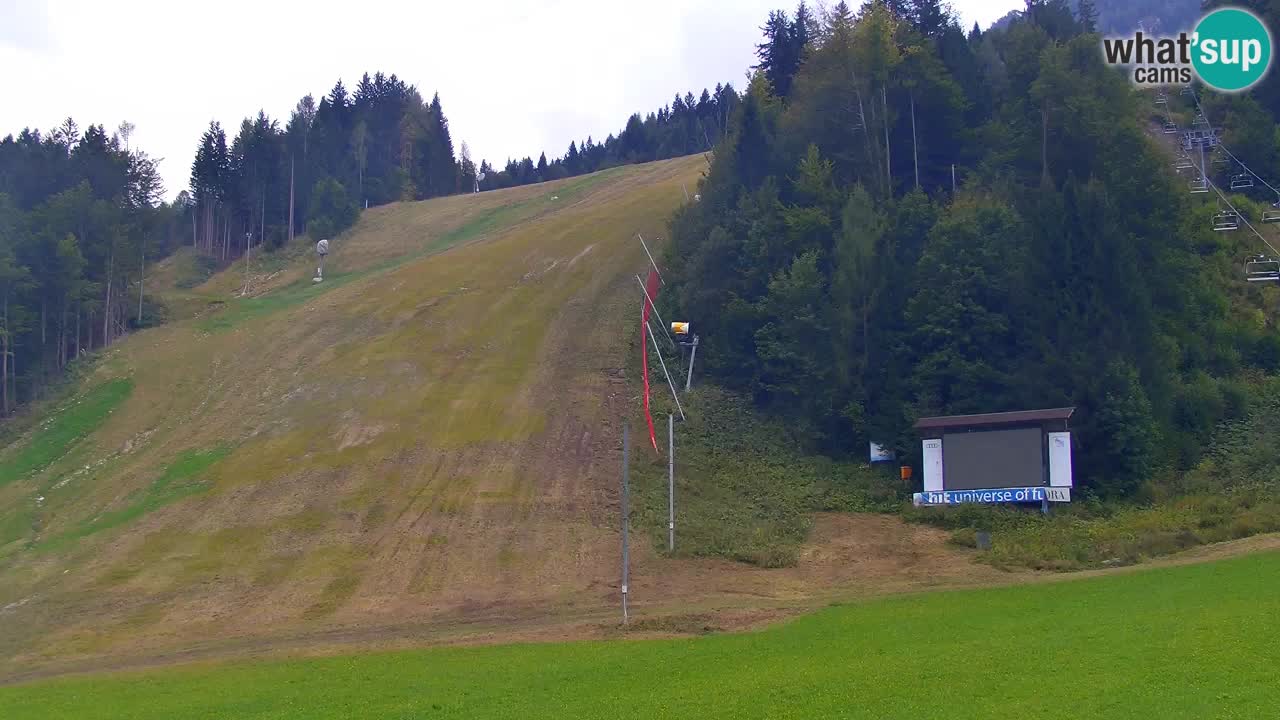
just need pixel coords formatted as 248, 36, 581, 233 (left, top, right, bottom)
2, 550, 1276, 718
34, 445, 230, 553
429, 169, 619, 253
632, 386, 903, 567
196, 272, 366, 332
197, 170, 620, 334
0, 378, 134, 489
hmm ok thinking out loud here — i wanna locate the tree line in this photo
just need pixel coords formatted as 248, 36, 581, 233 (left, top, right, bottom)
661, 0, 1280, 499
476, 84, 740, 191
189, 72, 457, 258
0, 68, 740, 416
0, 121, 183, 411
188, 70, 741, 262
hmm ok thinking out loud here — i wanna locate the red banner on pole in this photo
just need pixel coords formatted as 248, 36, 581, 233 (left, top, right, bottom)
641, 269, 661, 452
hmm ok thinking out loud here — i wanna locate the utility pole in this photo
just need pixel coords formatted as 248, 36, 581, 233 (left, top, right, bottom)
621, 421, 630, 623
288, 157, 295, 245
883, 85, 892, 194
685, 335, 699, 392
137, 235, 146, 327
668, 414, 675, 552
910, 92, 920, 190
646, 320, 686, 421
244, 232, 251, 296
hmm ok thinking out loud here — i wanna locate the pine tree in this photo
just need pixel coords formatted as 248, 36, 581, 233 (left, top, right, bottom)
425, 93, 456, 197
755, 10, 799, 99
1076, 0, 1098, 33
565, 141, 580, 174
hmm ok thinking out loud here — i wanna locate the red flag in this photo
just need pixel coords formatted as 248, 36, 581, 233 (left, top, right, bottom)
641, 269, 661, 452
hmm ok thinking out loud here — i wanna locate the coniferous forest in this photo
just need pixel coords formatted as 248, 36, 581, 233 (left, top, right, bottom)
662, 0, 1280, 499
2, 0, 1280, 508
0, 72, 737, 413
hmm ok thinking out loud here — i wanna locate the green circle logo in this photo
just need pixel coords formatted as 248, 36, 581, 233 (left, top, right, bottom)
1192, 8, 1273, 92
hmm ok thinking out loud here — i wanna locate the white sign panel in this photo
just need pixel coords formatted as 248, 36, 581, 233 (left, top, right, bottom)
922, 439, 944, 492
1045, 487, 1071, 503
1048, 432, 1073, 488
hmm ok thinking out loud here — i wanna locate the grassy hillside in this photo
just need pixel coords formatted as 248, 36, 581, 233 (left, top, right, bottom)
3, 549, 1276, 718
0, 157, 708, 672
0, 156, 1010, 680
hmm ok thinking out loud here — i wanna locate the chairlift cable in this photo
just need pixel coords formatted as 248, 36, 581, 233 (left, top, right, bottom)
1186, 89, 1280, 255
1189, 89, 1280, 201
1193, 150, 1280, 256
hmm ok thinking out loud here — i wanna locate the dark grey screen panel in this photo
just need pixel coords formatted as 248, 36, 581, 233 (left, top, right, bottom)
943, 428, 1044, 490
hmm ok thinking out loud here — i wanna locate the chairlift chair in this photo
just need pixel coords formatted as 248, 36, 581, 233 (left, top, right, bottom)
1212, 152, 1229, 166
1180, 85, 1194, 96
1245, 255, 1280, 282
1264, 200, 1280, 223
1163, 121, 1178, 134
1231, 174, 1255, 190
1213, 211, 1240, 231
1174, 156, 1194, 171
1155, 95, 1168, 106
1189, 177, 1209, 194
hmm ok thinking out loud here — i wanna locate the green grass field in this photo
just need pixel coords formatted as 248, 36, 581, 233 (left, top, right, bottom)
0, 378, 134, 489
2, 550, 1274, 719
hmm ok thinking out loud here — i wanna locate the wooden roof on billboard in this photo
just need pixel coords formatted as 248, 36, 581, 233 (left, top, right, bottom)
914, 407, 1075, 432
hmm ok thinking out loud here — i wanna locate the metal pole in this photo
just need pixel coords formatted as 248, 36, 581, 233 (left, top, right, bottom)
244, 232, 251, 296
637, 234, 665, 285
883, 85, 892, 191
647, 320, 686, 421
911, 92, 919, 190
685, 335, 698, 392
668, 413, 675, 553
635, 275, 678, 350
621, 422, 630, 623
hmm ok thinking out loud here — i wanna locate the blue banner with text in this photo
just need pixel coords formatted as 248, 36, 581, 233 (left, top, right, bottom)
912, 487, 1049, 506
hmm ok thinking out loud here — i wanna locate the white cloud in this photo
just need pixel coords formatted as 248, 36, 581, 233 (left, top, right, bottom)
0, 0, 1021, 200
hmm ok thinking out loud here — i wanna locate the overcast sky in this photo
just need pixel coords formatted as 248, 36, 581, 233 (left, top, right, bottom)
0, 0, 1022, 200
